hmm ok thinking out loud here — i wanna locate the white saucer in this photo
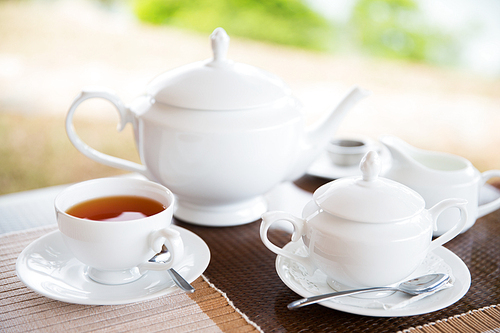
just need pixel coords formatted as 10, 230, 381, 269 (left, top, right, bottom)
307, 141, 391, 180
16, 226, 210, 305
276, 241, 470, 317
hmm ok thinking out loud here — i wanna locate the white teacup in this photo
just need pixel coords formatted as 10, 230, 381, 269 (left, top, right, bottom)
55, 177, 184, 285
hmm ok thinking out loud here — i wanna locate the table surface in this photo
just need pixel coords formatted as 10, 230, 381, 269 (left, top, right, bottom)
2, 175, 500, 332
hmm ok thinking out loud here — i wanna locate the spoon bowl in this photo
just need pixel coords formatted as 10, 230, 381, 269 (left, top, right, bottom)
287, 273, 450, 310
149, 245, 195, 293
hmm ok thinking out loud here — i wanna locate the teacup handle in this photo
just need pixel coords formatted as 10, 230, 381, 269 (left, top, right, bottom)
478, 170, 500, 218
138, 227, 184, 274
428, 198, 468, 252
260, 212, 315, 274
66, 87, 153, 179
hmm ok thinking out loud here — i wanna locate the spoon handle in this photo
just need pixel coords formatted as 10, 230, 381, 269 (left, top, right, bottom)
287, 287, 396, 310
168, 269, 195, 293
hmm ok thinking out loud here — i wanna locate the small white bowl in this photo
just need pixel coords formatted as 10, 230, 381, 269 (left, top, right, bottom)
327, 137, 372, 167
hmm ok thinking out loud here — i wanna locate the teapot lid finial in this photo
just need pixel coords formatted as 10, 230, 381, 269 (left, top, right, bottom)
146, 27, 291, 110
360, 151, 381, 181
210, 27, 230, 64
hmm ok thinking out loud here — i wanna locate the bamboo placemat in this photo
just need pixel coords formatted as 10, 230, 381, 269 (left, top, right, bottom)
400, 305, 500, 332
0, 226, 262, 333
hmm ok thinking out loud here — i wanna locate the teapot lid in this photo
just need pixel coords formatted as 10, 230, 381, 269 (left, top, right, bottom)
145, 28, 292, 111
313, 151, 425, 223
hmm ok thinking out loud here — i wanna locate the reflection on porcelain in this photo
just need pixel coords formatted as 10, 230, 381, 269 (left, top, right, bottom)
65, 27, 369, 226
261, 151, 468, 289
380, 135, 500, 236
16, 227, 210, 305
276, 241, 470, 316
55, 178, 184, 285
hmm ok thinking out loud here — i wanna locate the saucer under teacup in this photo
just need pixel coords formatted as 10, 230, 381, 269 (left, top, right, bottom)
16, 226, 210, 305
276, 241, 470, 317
86, 266, 144, 285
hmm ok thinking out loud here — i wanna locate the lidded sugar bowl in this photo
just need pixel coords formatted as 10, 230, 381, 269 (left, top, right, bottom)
261, 151, 468, 288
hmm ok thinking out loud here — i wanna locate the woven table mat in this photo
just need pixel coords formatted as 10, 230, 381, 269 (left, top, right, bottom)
0, 226, 262, 333
178, 178, 500, 333
400, 305, 500, 332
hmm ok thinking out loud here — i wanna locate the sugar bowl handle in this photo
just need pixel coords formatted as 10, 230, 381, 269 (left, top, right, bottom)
260, 212, 315, 274
428, 198, 468, 251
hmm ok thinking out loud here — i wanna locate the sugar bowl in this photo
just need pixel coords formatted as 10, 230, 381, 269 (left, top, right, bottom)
260, 151, 468, 289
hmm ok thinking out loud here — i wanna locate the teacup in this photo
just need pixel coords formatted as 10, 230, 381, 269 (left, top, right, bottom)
55, 177, 184, 285
327, 137, 373, 167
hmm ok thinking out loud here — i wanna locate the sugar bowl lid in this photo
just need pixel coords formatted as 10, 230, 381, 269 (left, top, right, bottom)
145, 28, 292, 111
313, 151, 425, 223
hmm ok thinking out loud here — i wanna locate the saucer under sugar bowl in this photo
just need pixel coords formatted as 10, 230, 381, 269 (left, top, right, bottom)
261, 151, 468, 289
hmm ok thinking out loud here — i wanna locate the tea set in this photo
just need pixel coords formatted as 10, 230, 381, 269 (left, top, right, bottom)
16, 28, 500, 315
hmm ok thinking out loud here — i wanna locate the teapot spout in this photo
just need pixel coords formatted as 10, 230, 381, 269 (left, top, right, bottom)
307, 86, 370, 146
286, 86, 370, 180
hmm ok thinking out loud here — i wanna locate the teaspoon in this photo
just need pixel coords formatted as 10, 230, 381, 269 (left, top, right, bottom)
288, 273, 450, 310
149, 245, 195, 293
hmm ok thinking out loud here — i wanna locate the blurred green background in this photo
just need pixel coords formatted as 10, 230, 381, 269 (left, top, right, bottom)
1, 0, 499, 195
134, 0, 333, 51
131, 0, 461, 65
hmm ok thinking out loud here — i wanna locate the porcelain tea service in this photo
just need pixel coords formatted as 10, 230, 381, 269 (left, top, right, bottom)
55, 177, 184, 285
16, 26, 491, 314
380, 135, 500, 236
261, 151, 468, 289
66, 27, 369, 226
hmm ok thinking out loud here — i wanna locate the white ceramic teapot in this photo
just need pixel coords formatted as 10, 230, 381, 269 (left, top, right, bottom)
66, 28, 369, 226
260, 151, 468, 289
380, 135, 500, 236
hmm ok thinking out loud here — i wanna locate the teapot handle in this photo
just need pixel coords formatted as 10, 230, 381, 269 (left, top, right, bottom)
66, 88, 152, 178
478, 170, 500, 218
428, 198, 468, 252
260, 212, 315, 274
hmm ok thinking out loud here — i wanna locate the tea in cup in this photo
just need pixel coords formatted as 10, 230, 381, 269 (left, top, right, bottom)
55, 177, 184, 285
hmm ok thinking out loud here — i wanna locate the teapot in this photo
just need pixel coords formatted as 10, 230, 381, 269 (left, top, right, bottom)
66, 28, 369, 226
380, 135, 500, 236
260, 151, 467, 289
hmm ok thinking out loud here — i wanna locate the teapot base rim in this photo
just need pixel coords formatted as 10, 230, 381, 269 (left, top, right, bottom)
173, 196, 267, 226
